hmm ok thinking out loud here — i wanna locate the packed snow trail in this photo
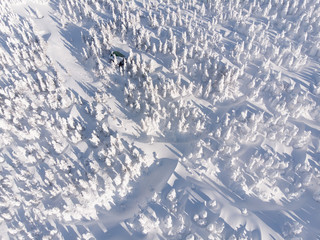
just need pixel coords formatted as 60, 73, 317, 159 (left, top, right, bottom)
12, 2, 94, 102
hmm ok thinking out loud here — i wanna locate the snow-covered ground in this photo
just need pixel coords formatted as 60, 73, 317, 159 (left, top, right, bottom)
1, 0, 320, 239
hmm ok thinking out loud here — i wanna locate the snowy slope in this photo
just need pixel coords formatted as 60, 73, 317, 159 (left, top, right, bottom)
1, 0, 320, 239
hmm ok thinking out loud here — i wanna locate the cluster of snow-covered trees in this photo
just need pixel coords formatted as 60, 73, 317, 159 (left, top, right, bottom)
0, 3, 153, 239
1, 0, 320, 238
50, 0, 320, 238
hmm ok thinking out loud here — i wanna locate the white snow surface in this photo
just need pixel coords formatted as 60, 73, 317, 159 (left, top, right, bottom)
1, 0, 320, 239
